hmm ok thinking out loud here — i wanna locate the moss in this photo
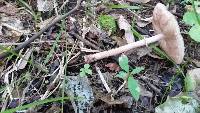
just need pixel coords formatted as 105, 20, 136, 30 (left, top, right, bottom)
98, 15, 117, 34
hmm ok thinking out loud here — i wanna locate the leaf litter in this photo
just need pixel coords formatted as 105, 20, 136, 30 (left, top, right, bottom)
0, 0, 200, 113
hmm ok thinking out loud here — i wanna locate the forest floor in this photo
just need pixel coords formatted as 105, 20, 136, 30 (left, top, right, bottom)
0, 0, 200, 113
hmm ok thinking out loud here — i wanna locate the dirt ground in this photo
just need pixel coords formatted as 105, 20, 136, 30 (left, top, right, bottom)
0, 0, 200, 113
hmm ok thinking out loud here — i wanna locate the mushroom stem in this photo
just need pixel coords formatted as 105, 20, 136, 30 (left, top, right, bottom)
85, 34, 164, 63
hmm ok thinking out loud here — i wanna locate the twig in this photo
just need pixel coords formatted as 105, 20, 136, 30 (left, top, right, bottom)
0, 0, 82, 59
41, 56, 65, 100
0, 40, 76, 46
114, 81, 126, 95
58, 0, 69, 13
95, 66, 111, 93
69, 32, 101, 50
140, 76, 162, 96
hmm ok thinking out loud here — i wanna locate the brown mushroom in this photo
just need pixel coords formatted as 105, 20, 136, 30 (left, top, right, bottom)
85, 3, 184, 64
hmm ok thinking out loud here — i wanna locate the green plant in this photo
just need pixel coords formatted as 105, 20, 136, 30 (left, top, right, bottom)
116, 55, 144, 101
80, 64, 92, 77
183, 0, 200, 42
2, 97, 80, 113
98, 15, 117, 34
17, 0, 41, 22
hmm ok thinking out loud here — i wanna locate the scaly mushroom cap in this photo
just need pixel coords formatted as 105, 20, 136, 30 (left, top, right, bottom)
152, 3, 184, 64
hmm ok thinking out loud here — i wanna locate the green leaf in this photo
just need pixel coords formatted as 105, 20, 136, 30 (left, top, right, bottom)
85, 69, 92, 75
131, 67, 144, 75
80, 71, 86, 77
116, 71, 127, 79
2, 97, 76, 113
183, 11, 200, 26
80, 68, 84, 71
84, 64, 90, 69
184, 75, 196, 92
189, 25, 200, 42
128, 77, 140, 101
119, 55, 129, 72
108, 4, 140, 10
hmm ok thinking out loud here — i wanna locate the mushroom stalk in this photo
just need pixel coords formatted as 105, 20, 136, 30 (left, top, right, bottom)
85, 34, 164, 63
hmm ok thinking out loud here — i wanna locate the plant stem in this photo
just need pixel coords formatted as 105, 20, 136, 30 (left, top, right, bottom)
192, 0, 200, 25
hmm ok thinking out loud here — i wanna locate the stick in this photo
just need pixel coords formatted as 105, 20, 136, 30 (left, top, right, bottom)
0, 0, 82, 59
95, 66, 111, 93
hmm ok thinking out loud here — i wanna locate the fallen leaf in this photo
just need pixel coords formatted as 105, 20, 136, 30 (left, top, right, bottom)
136, 47, 152, 59
37, 16, 56, 29
192, 59, 200, 67
101, 94, 124, 105
185, 68, 200, 94
16, 49, 33, 70
187, 68, 200, 85
0, 3, 19, 15
155, 94, 199, 113
0, 16, 30, 43
65, 76, 94, 113
118, 15, 135, 43
37, 0, 54, 11
105, 63, 120, 72
136, 17, 152, 27
126, 0, 150, 3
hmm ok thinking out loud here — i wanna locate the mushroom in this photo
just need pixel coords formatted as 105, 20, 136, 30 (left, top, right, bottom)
85, 3, 184, 64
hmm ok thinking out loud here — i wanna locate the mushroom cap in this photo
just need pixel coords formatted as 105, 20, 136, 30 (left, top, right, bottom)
152, 3, 184, 64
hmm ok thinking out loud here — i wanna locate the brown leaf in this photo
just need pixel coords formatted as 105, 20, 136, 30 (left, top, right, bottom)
0, 16, 30, 43
117, 15, 135, 43
100, 94, 124, 105
0, 3, 19, 15
105, 63, 120, 72
136, 17, 152, 27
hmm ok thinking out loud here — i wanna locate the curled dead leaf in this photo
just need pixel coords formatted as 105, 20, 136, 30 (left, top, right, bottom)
117, 15, 135, 43
105, 63, 120, 72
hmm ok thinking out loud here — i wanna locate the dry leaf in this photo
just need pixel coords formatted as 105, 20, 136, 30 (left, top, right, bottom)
136, 47, 152, 59
136, 17, 152, 27
118, 15, 135, 43
65, 76, 94, 113
105, 63, 120, 72
37, 0, 54, 11
0, 3, 19, 15
187, 68, 200, 84
37, 16, 56, 29
192, 60, 200, 67
0, 16, 30, 43
16, 49, 33, 70
100, 94, 124, 105
126, 0, 150, 3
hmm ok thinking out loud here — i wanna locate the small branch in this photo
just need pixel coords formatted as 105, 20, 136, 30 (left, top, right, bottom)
0, 0, 82, 59
95, 66, 111, 93
114, 81, 126, 95
69, 32, 101, 50
140, 76, 162, 96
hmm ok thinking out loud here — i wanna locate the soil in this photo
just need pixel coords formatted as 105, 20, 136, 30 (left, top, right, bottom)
0, 0, 199, 113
